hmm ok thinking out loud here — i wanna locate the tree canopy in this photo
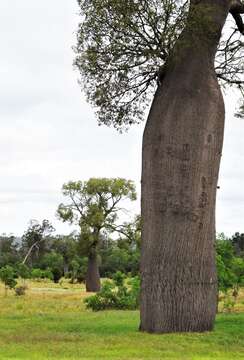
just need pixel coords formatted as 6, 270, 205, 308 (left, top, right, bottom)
57, 178, 136, 231
21, 220, 54, 266
74, 0, 244, 129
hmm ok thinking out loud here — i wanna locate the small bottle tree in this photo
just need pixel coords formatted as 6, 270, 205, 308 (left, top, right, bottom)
57, 178, 136, 292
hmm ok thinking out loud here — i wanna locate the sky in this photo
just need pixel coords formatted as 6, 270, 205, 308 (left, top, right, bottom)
0, 1, 243, 237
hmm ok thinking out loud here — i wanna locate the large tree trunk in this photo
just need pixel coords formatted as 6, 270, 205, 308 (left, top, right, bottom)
140, 0, 230, 333
86, 253, 101, 292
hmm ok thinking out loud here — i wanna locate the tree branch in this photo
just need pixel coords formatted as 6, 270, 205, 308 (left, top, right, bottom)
230, 1, 244, 34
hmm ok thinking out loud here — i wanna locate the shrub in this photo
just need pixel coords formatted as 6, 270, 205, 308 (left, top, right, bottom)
69, 258, 88, 283
31, 268, 53, 281
15, 285, 27, 296
42, 269, 54, 280
52, 268, 63, 283
222, 295, 236, 313
16, 263, 30, 280
0, 265, 17, 296
31, 268, 42, 280
41, 252, 64, 283
85, 272, 140, 311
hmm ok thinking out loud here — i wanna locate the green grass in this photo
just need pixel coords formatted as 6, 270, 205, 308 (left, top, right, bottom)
0, 281, 244, 360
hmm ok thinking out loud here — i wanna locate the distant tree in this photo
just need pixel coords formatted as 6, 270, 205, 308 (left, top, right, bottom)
0, 235, 20, 267
16, 263, 30, 284
41, 252, 64, 283
216, 234, 244, 308
57, 178, 136, 292
21, 220, 54, 266
99, 215, 141, 277
216, 235, 236, 294
231, 257, 244, 298
69, 257, 88, 283
116, 215, 141, 249
69, 258, 80, 283
231, 232, 244, 257
51, 234, 78, 274
31, 268, 53, 281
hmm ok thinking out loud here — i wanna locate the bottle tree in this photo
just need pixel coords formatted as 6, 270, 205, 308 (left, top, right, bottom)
74, 0, 244, 332
57, 178, 136, 292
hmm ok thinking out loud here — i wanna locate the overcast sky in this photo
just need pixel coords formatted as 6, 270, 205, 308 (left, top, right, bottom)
0, 1, 243, 237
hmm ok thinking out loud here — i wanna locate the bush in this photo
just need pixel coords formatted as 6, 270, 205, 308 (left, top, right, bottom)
0, 265, 17, 295
222, 295, 236, 313
52, 268, 63, 283
15, 285, 27, 296
31, 268, 53, 281
69, 258, 88, 283
31, 268, 42, 280
85, 272, 140, 311
16, 263, 30, 280
41, 252, 64, 283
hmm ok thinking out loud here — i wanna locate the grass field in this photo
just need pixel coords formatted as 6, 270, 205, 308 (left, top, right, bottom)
0, 280, 244, 360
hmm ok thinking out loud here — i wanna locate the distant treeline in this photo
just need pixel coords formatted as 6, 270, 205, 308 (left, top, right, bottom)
0, 220, 140, 283
0, 224, 243, 296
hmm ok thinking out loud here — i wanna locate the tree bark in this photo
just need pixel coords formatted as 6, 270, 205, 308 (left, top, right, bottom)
140, 0, 231, 333
85, 253, 101, 292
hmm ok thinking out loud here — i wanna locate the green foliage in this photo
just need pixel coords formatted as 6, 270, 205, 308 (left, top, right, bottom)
31, 268, 43, 280
222, 295, 236, 313
21, 219, 54, 267
57, 178, 137, 260
216, 237, 236, 293
31, 268, 54, 281
74, 0, 187, 129
51, 234, 78, 272
3, 222, 244, 300
231, 232, 244, 257
231, 257, 244, 291
41, 252, 64, 283
68, 259, 80, 283
16, 263, 30, 280
75, 0, 244, 129
69, 257, 88, 283
113, 270, 126, 287
0, 266, 17, 295
85, 272, 140, 311
99, 217, 141, 277
216, 234, 244, 312
0, 235, 20, 267
100, 246, 139, 277
216, 235, 244, 294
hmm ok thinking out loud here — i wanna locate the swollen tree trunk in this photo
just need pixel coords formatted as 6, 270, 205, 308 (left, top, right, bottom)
140, 0, 230, 333
86, 253, 101, 292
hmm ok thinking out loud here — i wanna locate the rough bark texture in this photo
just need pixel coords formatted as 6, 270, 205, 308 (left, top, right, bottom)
86, 253, 101, 292
140, 0, 231, 333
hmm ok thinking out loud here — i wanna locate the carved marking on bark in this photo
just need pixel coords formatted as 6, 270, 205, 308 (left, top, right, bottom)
165, 143, 191, 161
180, 162, 191, 177
187, 212, 199, 222
201, 176, 207, 190
182, 143, 190, 160
199, 222, 204, 230
207, 134, 212, 143
199, 192, 208, 208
